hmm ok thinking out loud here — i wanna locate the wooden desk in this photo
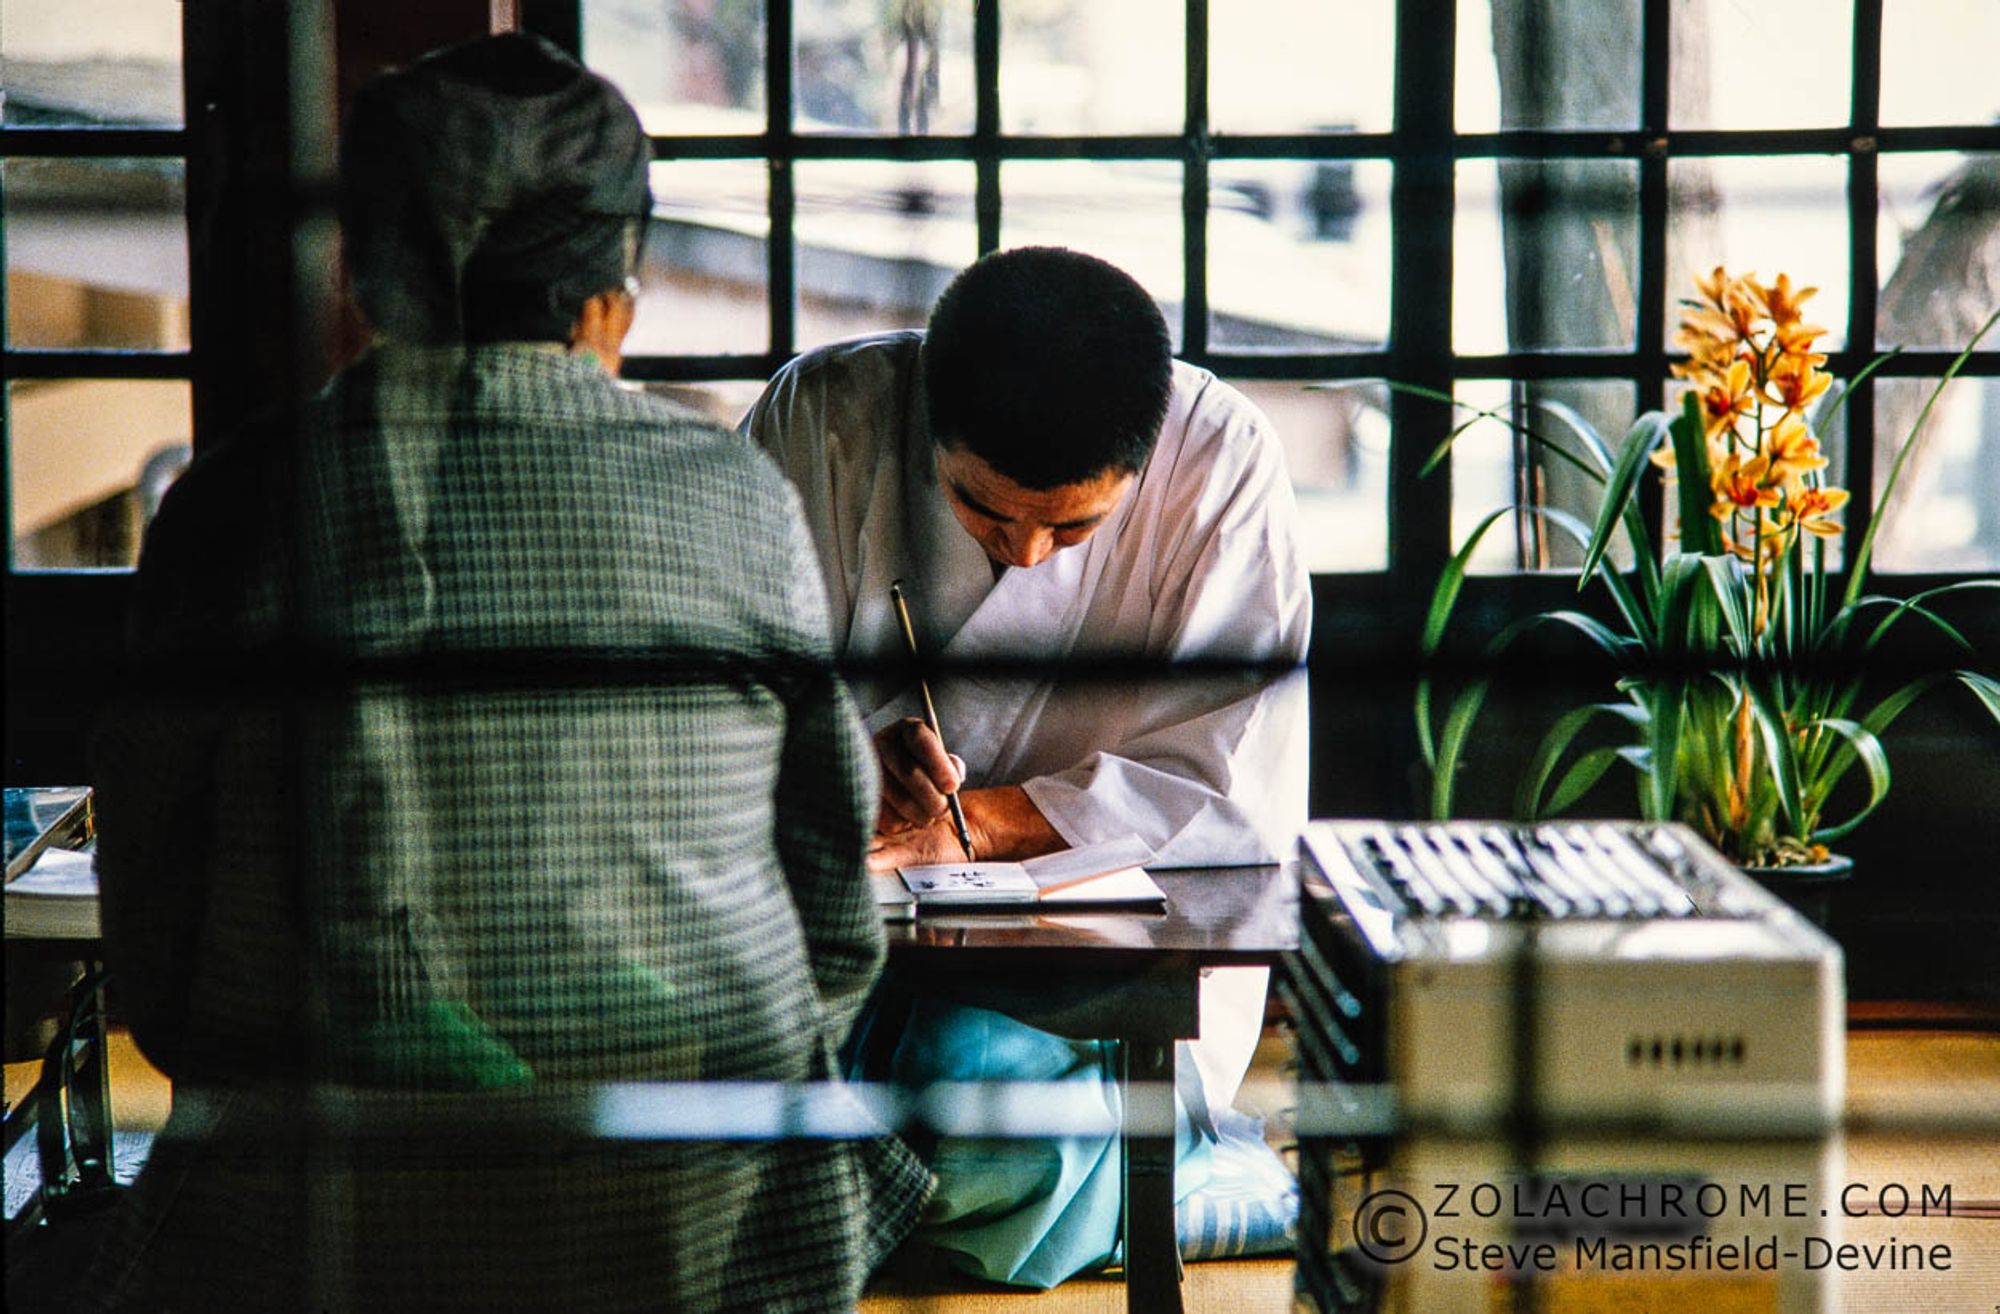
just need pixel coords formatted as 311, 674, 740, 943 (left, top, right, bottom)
884, 865, 1298, 1314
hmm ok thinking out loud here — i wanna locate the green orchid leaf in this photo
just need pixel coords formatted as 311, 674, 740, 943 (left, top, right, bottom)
1518, 703, 1641, 819
1545, 746, 1626, 816
1645, 677, 1686, 821
1432, 679, 1493, 819
1859, 580, 1999, 653
1814, 677, 1934, 793
1578, 412, 1670, 591
1700, 554, 1754, 657
1807, 716, 1892, 844
1844, 307, 2000, 609
1423, 507, 1515, 656
1746, 680, 1806, 838
1529, 396, 1616, 476
1668, 392, 1720, 557
1540, 506, 1652, 645
1958, 670, 2000, 724
1416, 505, 1517, 771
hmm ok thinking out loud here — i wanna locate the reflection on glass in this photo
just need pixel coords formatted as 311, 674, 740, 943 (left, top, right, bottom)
4, 158, 189, 351
1239, 379, 1387, 573
794, 0, 972, 134
1872, 376, 1999, 572
582, 0, 766, 134
1456, 0, 1638, 132
1211, 2, 1392, 134
634, 161, 769, 356
1000, 0, 1181, 135
1882, 0, 2000, 127
999, 161, 1183, 348
8, 379, 191, 570
1209, 161, 1391, 352
795, 160, 976, 349
634, 380, 773, 430
1455, 159, 1639, 354
0, 0, 182, 127
1670, 0, 1851, 129
1666, 155, 1849, 350
1878, 153, 2000, 352
1449, 380, 1637, 575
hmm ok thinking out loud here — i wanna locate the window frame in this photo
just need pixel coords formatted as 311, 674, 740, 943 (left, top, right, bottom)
524, 0, 1999, 596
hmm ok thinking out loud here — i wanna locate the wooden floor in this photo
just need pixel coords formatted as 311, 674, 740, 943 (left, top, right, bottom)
8, 1018, 1995, 1313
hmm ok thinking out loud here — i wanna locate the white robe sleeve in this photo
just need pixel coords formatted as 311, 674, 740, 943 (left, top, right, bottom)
1019, 386, 1312, 867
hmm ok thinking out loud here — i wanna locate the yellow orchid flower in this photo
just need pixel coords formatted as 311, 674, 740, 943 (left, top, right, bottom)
1749, 271, 1819, 328
1710, 451, 1781, 520
1764, 413, 1829, 483
1773, 319, 1829, 367
1764, 353, 1832, 412
1788, 485, 1850, 538
1700, 359, 1758, 438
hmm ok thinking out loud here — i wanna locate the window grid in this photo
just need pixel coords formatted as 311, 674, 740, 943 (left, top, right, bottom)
551, 0, 1998, 586
0, 123, 192, 565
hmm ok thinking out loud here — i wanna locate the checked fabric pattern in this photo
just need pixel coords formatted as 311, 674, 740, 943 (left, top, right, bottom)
83, 344, 929, 1312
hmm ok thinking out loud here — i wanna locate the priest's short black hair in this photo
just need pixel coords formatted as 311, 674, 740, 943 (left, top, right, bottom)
923, 247, 1173, 490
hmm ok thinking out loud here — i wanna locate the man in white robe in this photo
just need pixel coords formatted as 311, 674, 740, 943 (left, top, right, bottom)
741, 246, 1310, 1285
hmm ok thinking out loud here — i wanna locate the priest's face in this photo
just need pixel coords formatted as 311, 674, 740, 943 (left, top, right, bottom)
935, 446, 1133, 569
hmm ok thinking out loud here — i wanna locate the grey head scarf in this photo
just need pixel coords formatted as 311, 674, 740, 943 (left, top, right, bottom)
339, 33, 650, 345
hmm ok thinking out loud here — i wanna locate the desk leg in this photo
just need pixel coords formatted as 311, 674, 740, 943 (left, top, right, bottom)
1122, 1039, 1183, 1314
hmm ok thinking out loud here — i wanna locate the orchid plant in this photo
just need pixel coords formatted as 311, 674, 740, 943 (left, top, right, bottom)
1416, 268, 2000, 868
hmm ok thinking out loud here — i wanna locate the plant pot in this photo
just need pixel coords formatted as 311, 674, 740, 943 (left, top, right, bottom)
1739, 853, 1854, 931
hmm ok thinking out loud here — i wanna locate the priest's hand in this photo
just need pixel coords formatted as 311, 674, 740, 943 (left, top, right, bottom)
872, 716, 968, 832
865, 785, 1067, 872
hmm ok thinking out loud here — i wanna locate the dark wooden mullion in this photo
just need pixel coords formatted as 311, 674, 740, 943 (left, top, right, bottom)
0, 127, 185, 157
610, 346, 2000, 384
1, 350, 196, 381
766, 0, 796, 359
1840, 0, 1884, 568
1180, 0, 1210, 360
973, 0, 1000, 254
1636, 0, 1671, 556
1387, 0, 1456, 601
623, 122, 2000, 165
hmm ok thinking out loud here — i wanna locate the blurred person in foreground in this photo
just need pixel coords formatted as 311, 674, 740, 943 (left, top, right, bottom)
82, 33, 925, 1313
743, 247, 1310, 1286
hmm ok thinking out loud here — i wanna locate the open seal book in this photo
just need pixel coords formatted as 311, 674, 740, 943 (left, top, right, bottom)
887, 836, 1166, 912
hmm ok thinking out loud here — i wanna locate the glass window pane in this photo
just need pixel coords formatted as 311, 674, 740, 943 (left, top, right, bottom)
795, 160, 977, 349
1666, 155, 1850, 351
999, 161, 1184, 350
1670, 0, 1852, 130
1456, 159, 1640, 354
582, 0, 765, 135
1211, 2, 1392, 135
1872, 376, 2000, 572
0, 0, 181, 127
1881, 0, 2000, 127
794, 0, 972, 134
5, 158, 188, 351
8, 379, 191, 570
1878, 152, 1999, 352
1242, 379, 1387, 573
1209, 160, 1391, 352
1449, 380, 1638, 575
1457, 0, 1639, 132
634, 160, 769, 356
1001, 1, 1181, 136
